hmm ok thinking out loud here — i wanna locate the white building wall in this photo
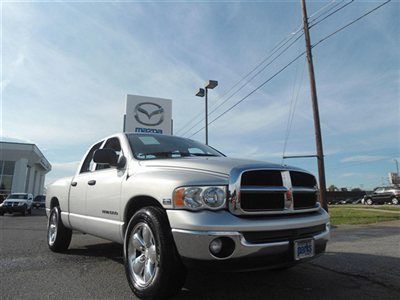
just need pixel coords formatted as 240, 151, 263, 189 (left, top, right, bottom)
38, 173, 45, 195
27, 165, 36, 195
11, 158, 28, 193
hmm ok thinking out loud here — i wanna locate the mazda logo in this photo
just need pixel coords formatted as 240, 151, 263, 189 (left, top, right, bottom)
134, 102, 164, 126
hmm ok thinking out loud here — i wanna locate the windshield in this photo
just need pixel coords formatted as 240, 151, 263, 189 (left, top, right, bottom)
126, 134, 224, 160
7, 194, 28, 200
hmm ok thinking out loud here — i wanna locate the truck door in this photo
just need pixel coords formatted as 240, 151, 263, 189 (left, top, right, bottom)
68, 141, 103, 232
84, 137, 126, 243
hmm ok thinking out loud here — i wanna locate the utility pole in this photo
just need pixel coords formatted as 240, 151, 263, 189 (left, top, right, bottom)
205, 88, 209, 145
301, 0, 328, 212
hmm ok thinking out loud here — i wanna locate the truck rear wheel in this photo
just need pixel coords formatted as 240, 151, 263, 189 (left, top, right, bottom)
47, 206, 72, 252
124, 206, 186, 299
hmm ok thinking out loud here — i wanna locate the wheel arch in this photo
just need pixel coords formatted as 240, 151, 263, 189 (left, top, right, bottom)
123, 195, 164, 235
50, 197, 60, 209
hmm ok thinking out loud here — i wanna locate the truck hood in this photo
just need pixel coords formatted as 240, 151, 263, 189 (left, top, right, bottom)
138, 156, 304, 176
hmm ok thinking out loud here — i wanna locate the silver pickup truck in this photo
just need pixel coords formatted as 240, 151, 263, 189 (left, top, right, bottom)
46, 133, 329, 299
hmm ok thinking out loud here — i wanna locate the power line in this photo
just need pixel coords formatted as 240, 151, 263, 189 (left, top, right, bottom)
180, 2, 356, 138
176, 1, 341, 136
175, 30, 300, 136
309, 0, 355, 29
188, 51, 307, 139
182, 33, 304, 138
313, 0, 392, 48
308, 0, 339, 21
176, 28, 303, 137
187, 0, 392, 139
282, 56, 307, 162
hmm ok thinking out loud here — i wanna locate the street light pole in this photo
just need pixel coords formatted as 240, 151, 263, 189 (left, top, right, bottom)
195, 80, 218, 145
394, 159, 399, 175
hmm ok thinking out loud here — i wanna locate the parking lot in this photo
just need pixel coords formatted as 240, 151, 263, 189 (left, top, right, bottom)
1, 209, 399, 300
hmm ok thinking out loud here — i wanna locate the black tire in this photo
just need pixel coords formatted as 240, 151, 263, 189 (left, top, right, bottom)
22, 205, 28, 216
28, 207, 32, 215
47, 206, 72, 252
124, 207, 186, 299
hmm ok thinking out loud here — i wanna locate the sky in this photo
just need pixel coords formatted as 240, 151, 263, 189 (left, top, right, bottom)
1, 0, 399, 190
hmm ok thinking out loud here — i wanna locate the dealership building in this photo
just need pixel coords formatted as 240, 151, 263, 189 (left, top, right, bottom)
0, 141, 51, 199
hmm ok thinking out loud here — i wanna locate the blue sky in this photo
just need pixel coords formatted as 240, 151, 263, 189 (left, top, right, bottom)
1, 0, 399, 189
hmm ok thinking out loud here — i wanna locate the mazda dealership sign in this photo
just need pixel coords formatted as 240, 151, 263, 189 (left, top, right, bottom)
124, 94, 172, 134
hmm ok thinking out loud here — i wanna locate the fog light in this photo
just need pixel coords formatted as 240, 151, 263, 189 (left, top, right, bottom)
209, 237, 235, 259
210, 238, 223, 255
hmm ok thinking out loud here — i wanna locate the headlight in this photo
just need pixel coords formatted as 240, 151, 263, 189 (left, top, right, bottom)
173, 186, 227, 210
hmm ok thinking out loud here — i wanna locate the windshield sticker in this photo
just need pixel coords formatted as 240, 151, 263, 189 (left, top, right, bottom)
138, 136, 161, 145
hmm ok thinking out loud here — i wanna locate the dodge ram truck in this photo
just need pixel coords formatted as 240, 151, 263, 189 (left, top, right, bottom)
46, 133, 330, 299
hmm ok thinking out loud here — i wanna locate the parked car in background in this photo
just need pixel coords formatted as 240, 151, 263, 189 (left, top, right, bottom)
0, 193, 33, 216
363, 186, 400, 205
33, 195, 46, 209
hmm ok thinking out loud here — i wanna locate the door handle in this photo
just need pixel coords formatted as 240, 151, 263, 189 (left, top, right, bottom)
71, 182, 77, 187
88, 180, 96, 186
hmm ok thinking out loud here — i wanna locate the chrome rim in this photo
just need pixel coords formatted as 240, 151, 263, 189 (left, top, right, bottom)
128, 222, 159, 287
48, 211, 57, 246
392, 198, 399, 205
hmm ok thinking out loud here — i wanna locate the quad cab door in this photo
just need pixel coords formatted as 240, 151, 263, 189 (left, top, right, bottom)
68, 141, 103, 232
84, 137, 127, 243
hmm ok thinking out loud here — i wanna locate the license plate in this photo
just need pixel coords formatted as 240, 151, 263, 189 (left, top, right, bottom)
294, 238, 315, 260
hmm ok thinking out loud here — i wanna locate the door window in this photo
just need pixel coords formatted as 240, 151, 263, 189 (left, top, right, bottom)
80, 141, 103, 173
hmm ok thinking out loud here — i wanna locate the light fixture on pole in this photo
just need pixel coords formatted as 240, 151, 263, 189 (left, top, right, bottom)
195, 80, 218, 145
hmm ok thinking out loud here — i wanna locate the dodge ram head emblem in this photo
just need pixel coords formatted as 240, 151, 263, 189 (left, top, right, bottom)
134, 102, 164, 126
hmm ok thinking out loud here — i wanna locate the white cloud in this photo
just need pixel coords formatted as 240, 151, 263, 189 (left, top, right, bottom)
340, 155, 388, 163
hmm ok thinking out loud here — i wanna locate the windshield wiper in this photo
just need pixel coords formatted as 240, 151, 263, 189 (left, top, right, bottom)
189, 153, 218, 157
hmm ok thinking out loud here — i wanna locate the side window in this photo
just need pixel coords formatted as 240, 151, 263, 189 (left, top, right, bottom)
96, 137, 122, 171
80, 141, 103, 173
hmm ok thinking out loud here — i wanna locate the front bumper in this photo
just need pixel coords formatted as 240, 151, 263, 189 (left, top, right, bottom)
168, 208, 329, 268
1, 205, 26, 213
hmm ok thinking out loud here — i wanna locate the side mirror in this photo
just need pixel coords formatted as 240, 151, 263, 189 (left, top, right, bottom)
93, 148, 118, 166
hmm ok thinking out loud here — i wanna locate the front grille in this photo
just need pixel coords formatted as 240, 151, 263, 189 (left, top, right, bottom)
240, 192, 284, 211
232, 169, 319, 215
293, 192, 317, 209
241, 170, 283, 186
290, 171, 316, 187
242, 224, 326, 244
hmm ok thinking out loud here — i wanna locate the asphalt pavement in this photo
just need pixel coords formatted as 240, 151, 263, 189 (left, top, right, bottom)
1, 209, 399, 299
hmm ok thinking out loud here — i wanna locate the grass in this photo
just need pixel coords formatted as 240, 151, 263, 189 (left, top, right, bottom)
340, 205, 400, 212
329, 205, 400, 225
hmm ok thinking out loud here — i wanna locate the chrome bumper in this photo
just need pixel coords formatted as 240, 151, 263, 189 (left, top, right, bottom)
168, 208, 329, 261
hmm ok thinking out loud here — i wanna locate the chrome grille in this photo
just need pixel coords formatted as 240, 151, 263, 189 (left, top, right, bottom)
228, 168, 319, 216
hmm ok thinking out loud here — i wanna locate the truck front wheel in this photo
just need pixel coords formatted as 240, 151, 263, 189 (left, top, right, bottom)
47, 206, 72, 252
124, 207, 186, 299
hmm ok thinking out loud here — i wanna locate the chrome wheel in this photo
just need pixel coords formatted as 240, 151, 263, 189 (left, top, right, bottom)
392, 198, 399, 205
48, 211, 57, 246
128, 222, 159, 288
